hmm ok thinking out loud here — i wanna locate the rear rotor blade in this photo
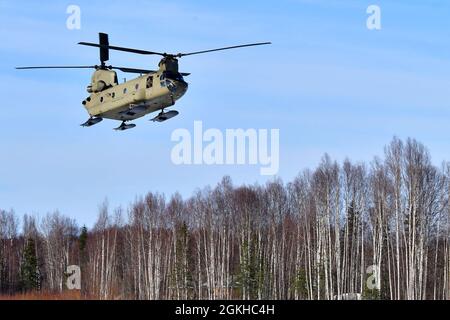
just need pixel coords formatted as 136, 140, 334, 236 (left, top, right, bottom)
99, 32, 110, 63
16, 66, 96, 70
15, 65, 166, 75
177, 42, 272, 57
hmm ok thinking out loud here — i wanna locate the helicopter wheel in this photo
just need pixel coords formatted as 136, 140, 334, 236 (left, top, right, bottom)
151, 109, 179, 122
81, 117, 103, 127
114, 121, 136, 131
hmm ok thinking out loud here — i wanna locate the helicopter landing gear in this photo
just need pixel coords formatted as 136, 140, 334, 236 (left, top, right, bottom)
81, 117, 103, 127
151, 110, 179, 122
114, 121, 136, 131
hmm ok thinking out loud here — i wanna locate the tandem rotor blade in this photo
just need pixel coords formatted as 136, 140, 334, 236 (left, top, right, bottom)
112, 67, 190, 76
78, 42, 166, 56
176, 42, 272, 57
15, 65, 163, 75
112, 67, 157, 74
99, 32, 110, 63
78, 40, 271, 58
16, 66, 96, 70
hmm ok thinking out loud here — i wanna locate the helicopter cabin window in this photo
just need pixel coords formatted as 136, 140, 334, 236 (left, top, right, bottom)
146, 76, 153, 88
160, 73, 166, 87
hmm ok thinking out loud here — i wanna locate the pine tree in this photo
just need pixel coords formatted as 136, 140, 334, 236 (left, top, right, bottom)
79, 225, 88, 297
79, 225, 88, 252
20, 238, 40, 292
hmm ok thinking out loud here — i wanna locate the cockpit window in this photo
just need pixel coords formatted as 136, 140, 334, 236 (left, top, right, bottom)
161, 71, 184, 82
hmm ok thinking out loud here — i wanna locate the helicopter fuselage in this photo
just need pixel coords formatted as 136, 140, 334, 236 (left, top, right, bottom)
82, 69, 188, 121
17, 32, 269, 129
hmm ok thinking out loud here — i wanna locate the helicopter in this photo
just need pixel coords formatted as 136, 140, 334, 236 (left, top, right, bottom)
16, 33, 271, 131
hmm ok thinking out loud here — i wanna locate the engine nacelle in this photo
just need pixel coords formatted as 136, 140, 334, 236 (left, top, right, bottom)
87, 69, 118, 93
87, 80, 106, 93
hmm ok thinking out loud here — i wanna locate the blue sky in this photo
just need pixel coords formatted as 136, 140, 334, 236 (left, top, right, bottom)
1, 0, 450, 227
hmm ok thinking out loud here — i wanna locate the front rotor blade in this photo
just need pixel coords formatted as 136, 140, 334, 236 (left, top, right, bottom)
16, 66, 96, 70
78, 42, 166, 56
113, 67, 189, 76
112, 67, 157, 74
177, 42, 272, 57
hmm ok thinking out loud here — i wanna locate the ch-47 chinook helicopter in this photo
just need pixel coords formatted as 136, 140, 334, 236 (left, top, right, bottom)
17, 33, 271, 131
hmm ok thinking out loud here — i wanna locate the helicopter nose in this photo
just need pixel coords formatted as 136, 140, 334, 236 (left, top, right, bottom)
170, 80, 188, 95
166, 78, 188, 94
178, 80, 188, 91
172, 80, 187, 100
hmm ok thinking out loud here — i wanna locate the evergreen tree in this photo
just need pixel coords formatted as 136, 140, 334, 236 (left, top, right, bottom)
79, 225, 88, 252
79, 225, 88, 297
20, 238, 40, 291
238, 235, 259, 299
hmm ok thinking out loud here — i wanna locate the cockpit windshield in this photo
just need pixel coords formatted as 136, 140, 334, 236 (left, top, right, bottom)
161, 71, 184, 82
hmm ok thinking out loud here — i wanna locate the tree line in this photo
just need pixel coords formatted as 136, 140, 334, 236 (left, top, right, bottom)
1, 137, 450, 300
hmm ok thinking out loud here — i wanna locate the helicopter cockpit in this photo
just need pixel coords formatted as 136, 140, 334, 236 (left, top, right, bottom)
160, 71, 188, 95
161, 71, 184, 82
